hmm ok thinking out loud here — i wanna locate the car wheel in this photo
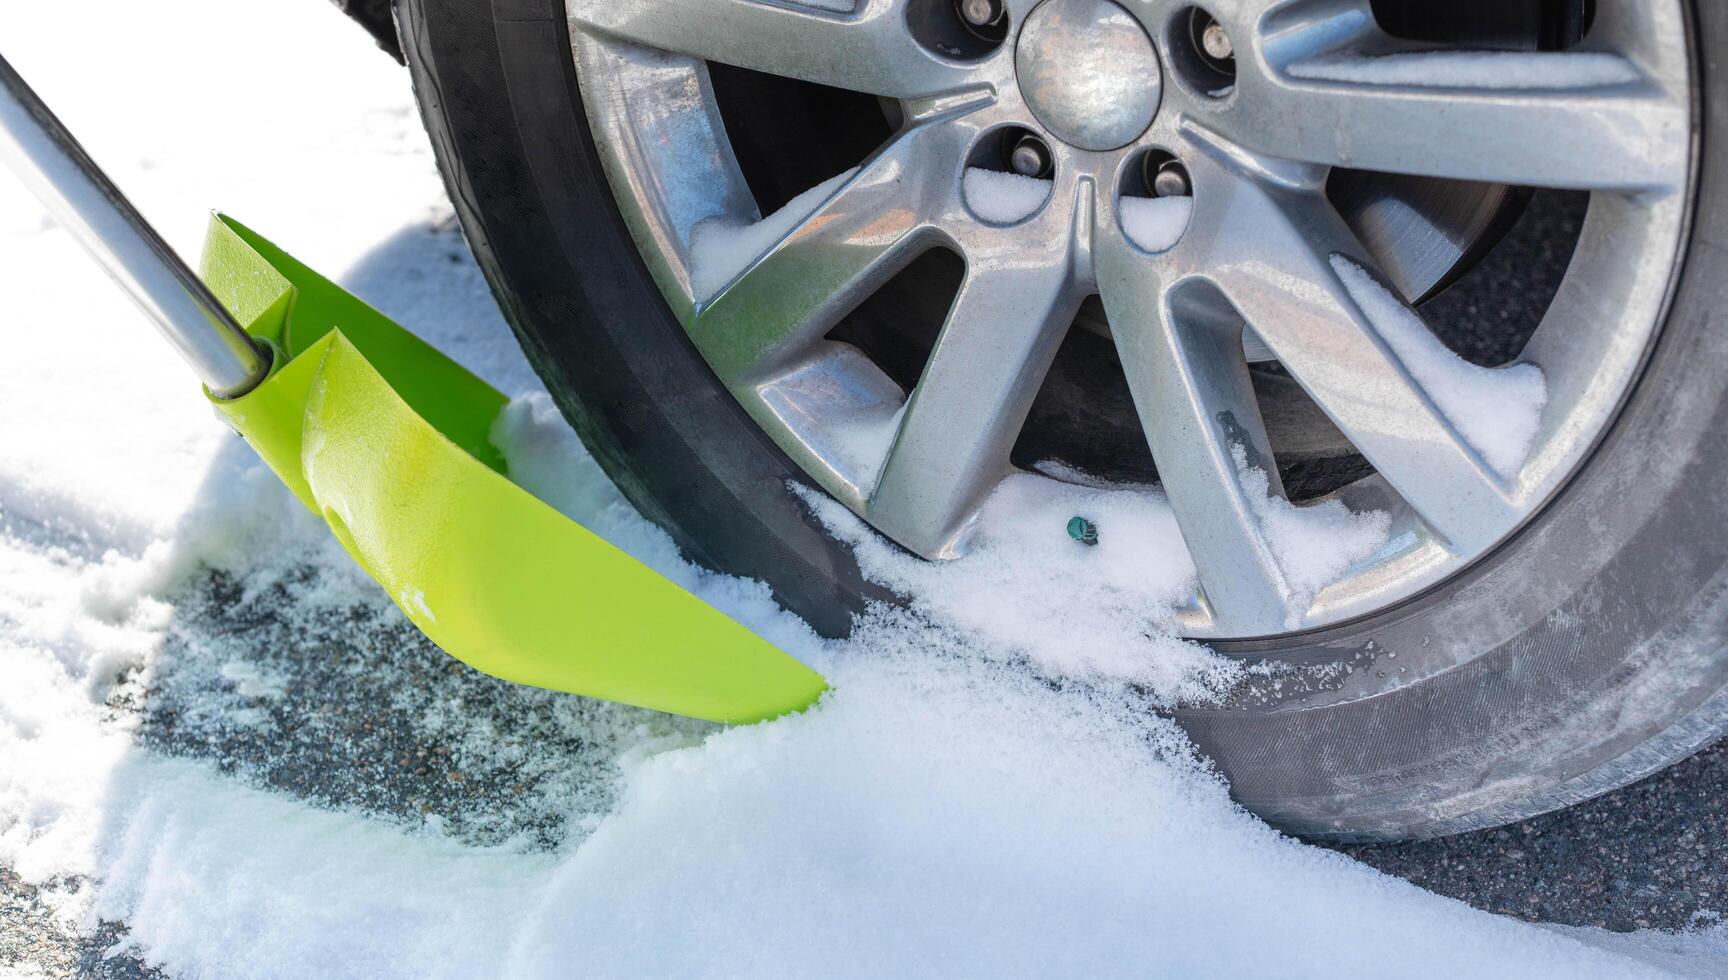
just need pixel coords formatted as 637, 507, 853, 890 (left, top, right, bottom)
400, 0, 1725, 838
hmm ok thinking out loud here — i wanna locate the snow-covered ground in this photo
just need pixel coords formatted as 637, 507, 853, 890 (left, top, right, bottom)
0, 1, 1724, 977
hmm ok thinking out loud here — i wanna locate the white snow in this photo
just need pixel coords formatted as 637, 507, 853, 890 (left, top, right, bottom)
688, 168, 856, 300
1332, 255, 1548, 477
1234, 445, 1391, 623
825, 401, 907, 497
802, 445, 1390, 682
963, 167, 1052, 225
1288, 50, 1641, 89
84, 757, 555, 979
1120, 194, 1191, 253
1552, 921, 1728, 980
218, 661, 288, 700
0, 0, 1714, 976
797, 468, 1234, 697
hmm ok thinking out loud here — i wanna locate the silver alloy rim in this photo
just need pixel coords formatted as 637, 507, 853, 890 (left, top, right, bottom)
564, 0, 1694, 639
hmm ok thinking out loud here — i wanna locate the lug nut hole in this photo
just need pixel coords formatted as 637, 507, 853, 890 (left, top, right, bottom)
1119, 150, 1192, 253
963, 126, 1055, 225
956, 0, 1008, 41
910, 0, 1008, 59
1170, 7, 1237, 98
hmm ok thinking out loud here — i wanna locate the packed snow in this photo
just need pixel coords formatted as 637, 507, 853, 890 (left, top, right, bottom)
797, 467, 1233, 696
825, 400, 907, 497
688, 168, 856, 300
1287, 50, 1640, 90
962, 166, 1051, 225
1332, 255, 1548, 477
1120, 194, 1191, 253
1233, 446, 1390, 625
0, 0, 1718, 976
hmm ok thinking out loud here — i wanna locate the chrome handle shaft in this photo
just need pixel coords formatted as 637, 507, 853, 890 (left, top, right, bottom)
0, 52, 270, 398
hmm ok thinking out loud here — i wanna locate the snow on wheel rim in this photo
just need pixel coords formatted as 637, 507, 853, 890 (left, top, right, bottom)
563, 0, 1695, 641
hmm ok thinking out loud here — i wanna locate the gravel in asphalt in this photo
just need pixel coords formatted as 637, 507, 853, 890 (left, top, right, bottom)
1339, 740, 1728, 931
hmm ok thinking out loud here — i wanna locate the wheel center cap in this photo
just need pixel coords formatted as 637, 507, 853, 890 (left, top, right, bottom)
1016, 0, 1161, 152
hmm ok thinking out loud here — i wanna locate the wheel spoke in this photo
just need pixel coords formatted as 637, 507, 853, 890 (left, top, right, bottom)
1180, 153, 1521, 552
690, 120, 976, 381
1096, 239, 1298, 634
1223, 37, 1687, 191
567, 0, 982, 102
867, 205, 1081, 558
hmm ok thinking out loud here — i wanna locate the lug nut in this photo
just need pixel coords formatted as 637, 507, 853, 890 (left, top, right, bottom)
1143, 154, 1191, 198
1200, 21, 1233, 62
1009, 135, 1052, 179
958, 0, 1004, 29
1152, 161, 1191, 198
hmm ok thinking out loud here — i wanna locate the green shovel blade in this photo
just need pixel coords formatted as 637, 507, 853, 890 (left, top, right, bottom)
199, 215, 828, 724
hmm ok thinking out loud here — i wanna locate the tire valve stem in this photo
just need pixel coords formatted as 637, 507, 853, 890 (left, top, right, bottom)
1067, 516, 1099, 547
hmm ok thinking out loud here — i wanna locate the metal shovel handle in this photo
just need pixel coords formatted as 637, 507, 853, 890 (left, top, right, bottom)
0, 52, 270, 398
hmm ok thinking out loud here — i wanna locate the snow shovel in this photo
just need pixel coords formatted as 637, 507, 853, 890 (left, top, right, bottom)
0, 53, 827, 724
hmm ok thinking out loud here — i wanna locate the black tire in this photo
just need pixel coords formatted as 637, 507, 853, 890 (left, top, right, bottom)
400, 0, 1728, 839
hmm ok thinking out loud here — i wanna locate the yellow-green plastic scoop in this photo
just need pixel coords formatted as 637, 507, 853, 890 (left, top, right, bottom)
199, 216, 828, 724
1, 54, 823, 723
